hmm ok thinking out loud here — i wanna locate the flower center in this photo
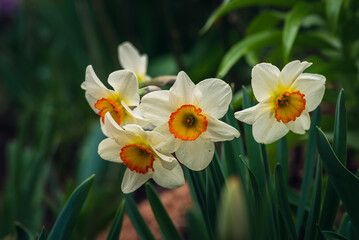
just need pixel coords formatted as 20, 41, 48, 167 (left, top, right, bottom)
168, 104, 208, 141
274, 91, 306, 123
120, 144, 155, 174
94, 97, 126, 125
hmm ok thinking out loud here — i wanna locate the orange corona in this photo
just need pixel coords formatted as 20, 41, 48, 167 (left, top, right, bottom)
168, 104, 208, 141
94, 97, 125, 125
274, 91, 306, 123
120, 144, 155, 174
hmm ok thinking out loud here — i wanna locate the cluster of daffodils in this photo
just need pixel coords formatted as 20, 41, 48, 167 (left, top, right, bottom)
81, 42, 325, 193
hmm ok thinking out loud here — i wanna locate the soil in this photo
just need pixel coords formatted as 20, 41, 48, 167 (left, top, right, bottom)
97, 183, 192, 240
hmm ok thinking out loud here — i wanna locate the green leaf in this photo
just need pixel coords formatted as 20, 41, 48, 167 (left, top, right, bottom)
76, 122, 106, 185
210, 151, 226, 191
145, 183, 181, 240
246, 11, 284, 35
275, 164, 297, 240
184, 168, 206, 216
37, 227, 46, 240
320, 89, 347, 230
333, 90, 347, 164
282, 2, 317, 62
14, 222, 33, 240
106, 199, 126, 240
48, 175, 95, 240
124, 195, 156, 240
325, 0, 343, 33
339, 213, 350, 237
186, 209, 210, 240
218, 30, 281, 78
204, 169, 217, 238
304, 160, 322, 240
295, 107, 320, 235
321, 230, 348, 240
200, 0, 295, 34
222, 105, 246, 179
276, 137, 289, 184
317, 128, 359, 237
241, 87, 266, 195
239, 156, 262, 211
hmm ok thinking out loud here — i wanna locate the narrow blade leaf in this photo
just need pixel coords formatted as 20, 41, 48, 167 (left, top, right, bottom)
282, 2, 317, 61
321, 230, 348, 240
295, 107, 320, 235
320, 89, 347, 230
242, 87, 266, 195
218, 30, 281, 78
304, 160, 322, 240
222, 105, 246, 179
276, 137, 289, 184
48, 175, 95, 240
317, 128, 359, 237
107, 199, 126, 240
275, 165, 297, 240
200, 0, 295, 34
14, 222, 33, 240
145, 183, 181, 240
325, 0, 343, 33
187, 209, 210, 240
37, 227, 46, 240
124, 195, 156, 240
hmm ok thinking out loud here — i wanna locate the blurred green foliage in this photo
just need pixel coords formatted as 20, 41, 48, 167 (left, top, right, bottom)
0, 0, 358, 239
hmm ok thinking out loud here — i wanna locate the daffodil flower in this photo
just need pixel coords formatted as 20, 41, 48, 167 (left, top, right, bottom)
98, 113, 184, 193
235, 60, 326, 144
118, 42, 151, 86
140, 71, 240, 171
118, 42, 176, 88
81, 66, 148, 133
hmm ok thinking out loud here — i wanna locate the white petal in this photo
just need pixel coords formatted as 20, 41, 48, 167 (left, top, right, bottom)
290, 73, 326, 112
85, 93, 100, 113
151, 144, 177, 169
175, 139, 214, 171
169, 71, 196, 106
118, 42, 147, 77
107, 70, 139, 106
251, 63, 281, 102
279, 60, 312, 88
194, 78, 232, 119
81, 65, 111, 100
121, 169, 152, 193
121, 101, 149, 127
121, 123, 145, 135
252, 111, 289, 144
100, 118, 108, 137
285, 109, 311, 134
140, 90, 173, 126
103, 113, 136, 144
152, 160, 185, 189
153, 123, 183, 153
98, 138, 122, 163
146, 129, 167, 147
234, 102, 269, 125
200, 115, 240, 142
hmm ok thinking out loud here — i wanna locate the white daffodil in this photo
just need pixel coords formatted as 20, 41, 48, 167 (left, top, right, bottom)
140, 71, 240, 171
98, 113, 184, 193
118, 42, 151, 86
81, 65, 148, 133
235, 60, 326, 144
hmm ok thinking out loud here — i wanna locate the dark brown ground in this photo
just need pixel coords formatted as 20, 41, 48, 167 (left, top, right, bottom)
97, 183, 192, 240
